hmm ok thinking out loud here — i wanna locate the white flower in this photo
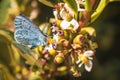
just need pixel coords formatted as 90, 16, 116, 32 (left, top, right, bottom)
45, 44, 55, 52
53, 10, 59, 20
76, 50, 94, 72
53, 33, 59, 42
51, 25, 59, 32
60, 8, 67, 20
60, 19, 79, 30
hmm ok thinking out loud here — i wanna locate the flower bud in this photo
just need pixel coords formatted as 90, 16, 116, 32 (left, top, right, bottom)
57, 66, 67, 75
54, 4, 61, 10
54, 54, 64, 64
70, 66, 81, 77
49, 18, 62, 27
81, 27, 96, 36
65, 13, 73, 21
47, 38, 55, 44
57, 43, 64, 51
63, 30, 69, 39
60, 39, 69, 47
58, 36, 64, 41
57, 66, 67, 71
73, 34, 85, 45
48, 48, 57, 56
57, 30, 65, 40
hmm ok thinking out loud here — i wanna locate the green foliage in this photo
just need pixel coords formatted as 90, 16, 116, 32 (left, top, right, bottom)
85, 0, 92, 11
91, 0, 120, 23
0, 0, 11, 25
0, 29, 20, 80
0, 64, 15, 80
0, 29, 20, 67
63, 0, 78, 19
13, 42, 37, 65
0, 0, 120, 80
91, 0, 109, 23
38, 0, 63, 7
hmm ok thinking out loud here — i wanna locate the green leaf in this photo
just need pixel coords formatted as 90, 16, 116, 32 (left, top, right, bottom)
13, 42, 37, 65
91, 0, 120, 23
109, 0, 120, 2
0, 64, 15, 80
85, 0, 92, 11
91, 0, 109, 23
0, 29, 20, 67
63, 0, 78, 18
13, 43, 44, 73
38, 0, 63, 7
0, 0, 11, 25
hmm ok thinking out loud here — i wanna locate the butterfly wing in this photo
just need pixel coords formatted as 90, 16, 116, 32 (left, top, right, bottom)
14, 14, 47, 47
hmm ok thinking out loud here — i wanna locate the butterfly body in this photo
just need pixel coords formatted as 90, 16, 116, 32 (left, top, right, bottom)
14, 14, 47, 48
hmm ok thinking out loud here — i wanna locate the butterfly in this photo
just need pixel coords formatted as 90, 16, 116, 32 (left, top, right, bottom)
14, 14, 47, 48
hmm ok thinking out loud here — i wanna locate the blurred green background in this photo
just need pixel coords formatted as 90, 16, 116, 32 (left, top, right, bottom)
0, 0, 120, 80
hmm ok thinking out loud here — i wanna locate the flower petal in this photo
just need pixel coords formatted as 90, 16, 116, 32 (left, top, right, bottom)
60, 20, 70, 29
70, 19, 79, 30
85, 60, 93, 72
53, 11, 58, 20
53, 34, 59, 42
64, 3, 74, 17
76, 59, 81, 64
78, 63, 83, 68
84, 50, 94, 57
73, 71, 81, 77
60, 9, 67, 20
88, 57, 93, 60
44, 44, 53, 51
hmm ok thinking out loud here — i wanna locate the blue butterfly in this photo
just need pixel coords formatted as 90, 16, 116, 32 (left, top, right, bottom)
14, 14, 47, 48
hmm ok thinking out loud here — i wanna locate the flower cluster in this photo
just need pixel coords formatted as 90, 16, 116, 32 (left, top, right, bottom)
38, 1, 97, 77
